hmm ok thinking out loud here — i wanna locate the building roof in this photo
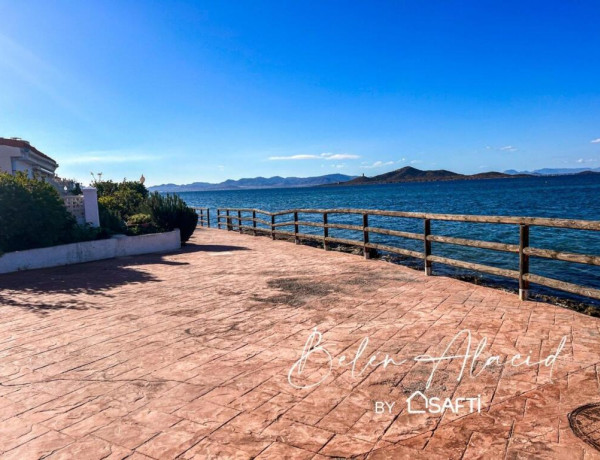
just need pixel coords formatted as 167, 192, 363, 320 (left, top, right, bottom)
0, 137, 58, 166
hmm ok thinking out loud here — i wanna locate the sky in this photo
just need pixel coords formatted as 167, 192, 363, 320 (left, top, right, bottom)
1, 1, 600, 186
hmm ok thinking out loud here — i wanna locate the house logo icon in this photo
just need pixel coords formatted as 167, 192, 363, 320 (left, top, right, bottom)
406, 390, 428, 414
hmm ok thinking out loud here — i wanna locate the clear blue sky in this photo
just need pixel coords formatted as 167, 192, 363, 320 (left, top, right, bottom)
1, 1, 599, 185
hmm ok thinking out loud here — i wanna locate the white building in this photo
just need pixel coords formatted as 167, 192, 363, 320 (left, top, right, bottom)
0, 137, 58, 179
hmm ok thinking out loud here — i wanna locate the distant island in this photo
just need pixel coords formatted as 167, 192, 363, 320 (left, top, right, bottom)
341, 167, 526, 185
339, 166, 600, 186
504, 167, 600, 175
149, 166, 600, 192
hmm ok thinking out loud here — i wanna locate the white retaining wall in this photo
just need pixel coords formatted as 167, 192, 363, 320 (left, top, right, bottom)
0, 230, 181, 274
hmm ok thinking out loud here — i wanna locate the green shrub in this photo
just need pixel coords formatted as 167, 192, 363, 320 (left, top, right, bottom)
146, 192, 198, 243
98, 202, 127, 234
94, 180, 197, 240
126, 213, 159, 236
95, 180, 148, 220
0, 172, 79, 252
97, 188, 144, 220
93, 180, 119, 197
69, 223, 110, 242
127, 213, 153, 226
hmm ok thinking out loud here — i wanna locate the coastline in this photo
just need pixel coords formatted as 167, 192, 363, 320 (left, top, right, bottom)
250, 229, 600, 315
151, 170, 600, 193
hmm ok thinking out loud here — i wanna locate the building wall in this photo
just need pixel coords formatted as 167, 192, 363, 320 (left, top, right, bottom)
0, 144, 58, 178
0, 145, 16, 174
12, 158, 33, 176
26, 150, 59, 177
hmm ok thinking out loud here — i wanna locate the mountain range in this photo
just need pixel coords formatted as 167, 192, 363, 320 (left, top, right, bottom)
504, 167, 600, 175
149, 166, 600, 192
148, 173, 356, 192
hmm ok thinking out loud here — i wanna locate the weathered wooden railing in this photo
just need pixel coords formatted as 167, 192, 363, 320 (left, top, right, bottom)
192, 207, 210, 227
207, 207, 600, 302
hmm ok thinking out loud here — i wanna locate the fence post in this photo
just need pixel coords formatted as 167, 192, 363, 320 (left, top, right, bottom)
424, 218, 432, 276
252, 210, 257, 236
323, 212, 329, 250
271, 214, 275, 240
238, 210, 243, 233
294, 211, 299, 244
363, 213, 370, 259
519, 224, 530, 300
217, 209, 221, 229
206, 209, 210, 228
226, 210, 231, 231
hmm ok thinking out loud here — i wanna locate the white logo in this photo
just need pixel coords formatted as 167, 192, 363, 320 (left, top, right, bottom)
406, 391, 481, 414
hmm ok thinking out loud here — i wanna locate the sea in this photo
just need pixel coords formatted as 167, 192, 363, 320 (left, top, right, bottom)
177, 174, 600, 302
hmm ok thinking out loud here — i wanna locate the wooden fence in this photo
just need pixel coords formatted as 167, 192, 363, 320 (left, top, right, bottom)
194, 207, 210, 227
193, 207, 600, 302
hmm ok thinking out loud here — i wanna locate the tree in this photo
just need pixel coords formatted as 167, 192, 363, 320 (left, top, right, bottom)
0, 172, 77, 253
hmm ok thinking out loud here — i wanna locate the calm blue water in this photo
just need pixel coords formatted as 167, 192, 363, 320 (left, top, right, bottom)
179, 175, 600, 299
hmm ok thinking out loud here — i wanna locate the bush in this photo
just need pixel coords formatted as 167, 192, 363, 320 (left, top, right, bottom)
98, 202, 127, 234
127, 213, 153, 226
92, 178, 198, 241
69, 223, 111, 242
126, 213, 159, 236
95, 180, 148, 220
0, 172, 80, 253
146, 192, 198, 243
94, 179, 147, 199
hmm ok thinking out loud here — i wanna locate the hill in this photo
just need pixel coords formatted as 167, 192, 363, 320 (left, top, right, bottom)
342, 167, 528, 185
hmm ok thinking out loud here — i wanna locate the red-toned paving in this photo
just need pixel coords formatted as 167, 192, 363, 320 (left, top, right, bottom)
1, 228, 600, 459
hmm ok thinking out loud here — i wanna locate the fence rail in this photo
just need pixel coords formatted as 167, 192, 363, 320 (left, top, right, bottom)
196, 207, 600, 302
192, 207, 210, 228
